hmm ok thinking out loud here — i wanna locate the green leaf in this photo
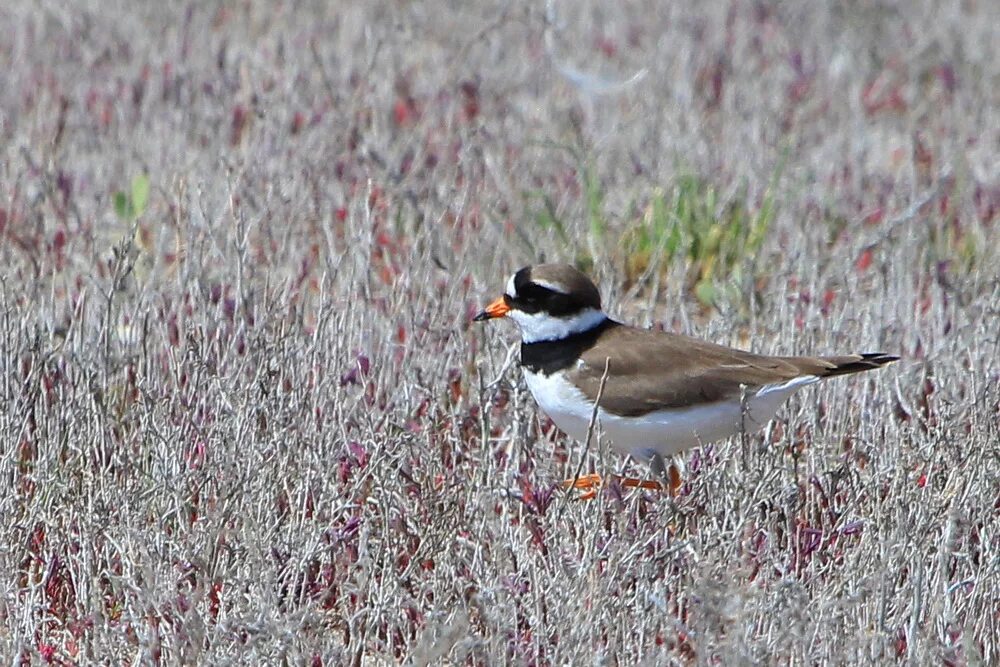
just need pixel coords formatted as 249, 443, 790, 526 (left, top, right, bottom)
695, 280, 716, 305
584, 168, 605, 241
113, 192, 131, 220
131, 174, 149, 217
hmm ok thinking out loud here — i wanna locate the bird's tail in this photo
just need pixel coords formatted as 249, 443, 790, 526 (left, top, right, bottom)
813, 352, 900, 378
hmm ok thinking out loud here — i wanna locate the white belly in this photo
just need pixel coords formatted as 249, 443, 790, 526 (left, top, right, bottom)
522, 369, 818, 461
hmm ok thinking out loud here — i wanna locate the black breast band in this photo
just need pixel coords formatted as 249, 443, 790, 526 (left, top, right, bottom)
520, 318, 618, 375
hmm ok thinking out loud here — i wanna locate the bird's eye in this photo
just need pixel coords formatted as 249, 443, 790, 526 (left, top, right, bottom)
519, 284, 546, 305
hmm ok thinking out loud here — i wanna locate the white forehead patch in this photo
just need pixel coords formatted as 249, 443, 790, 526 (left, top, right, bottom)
505, 274, 518, 298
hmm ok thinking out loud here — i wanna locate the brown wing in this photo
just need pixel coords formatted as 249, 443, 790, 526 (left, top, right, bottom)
570, 324, 896, 417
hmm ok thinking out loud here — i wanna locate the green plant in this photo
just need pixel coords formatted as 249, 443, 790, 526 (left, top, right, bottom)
113, 173, 150, 221
623, 172, 777, 306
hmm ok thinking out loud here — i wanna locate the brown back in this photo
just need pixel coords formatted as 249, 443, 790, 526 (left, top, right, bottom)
566, 323, 896, 416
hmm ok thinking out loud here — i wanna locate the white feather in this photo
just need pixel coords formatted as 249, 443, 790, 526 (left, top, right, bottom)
523, 369, 819, 459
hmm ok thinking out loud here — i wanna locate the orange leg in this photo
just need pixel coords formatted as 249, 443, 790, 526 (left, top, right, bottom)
560, 473, 604, 501
560, 473, 669, 500
560, 473, 604, 490
667, 463, 683, 496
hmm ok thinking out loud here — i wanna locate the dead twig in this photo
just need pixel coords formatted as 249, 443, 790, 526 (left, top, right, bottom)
558, 356, 611, 515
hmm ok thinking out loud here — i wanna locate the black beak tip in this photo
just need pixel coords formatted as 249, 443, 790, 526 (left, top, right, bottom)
472, 311, 489, 322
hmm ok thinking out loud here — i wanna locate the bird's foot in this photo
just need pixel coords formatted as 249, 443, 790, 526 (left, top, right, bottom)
560, 473, 669, 501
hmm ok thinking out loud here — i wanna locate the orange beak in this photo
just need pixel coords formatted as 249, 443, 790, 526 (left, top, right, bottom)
473, 296, 510, 321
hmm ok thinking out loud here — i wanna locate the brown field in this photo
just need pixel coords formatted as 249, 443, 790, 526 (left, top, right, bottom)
1, 1, 998, 664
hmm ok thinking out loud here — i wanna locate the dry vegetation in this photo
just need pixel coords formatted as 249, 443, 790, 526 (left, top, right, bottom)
1, 0, 998, 664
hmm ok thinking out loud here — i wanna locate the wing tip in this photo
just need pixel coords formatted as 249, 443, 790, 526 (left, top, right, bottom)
859, 352, 901, 365
824, 352, 899, 377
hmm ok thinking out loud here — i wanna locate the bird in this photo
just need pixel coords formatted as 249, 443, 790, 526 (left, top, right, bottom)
474, 263, 898, 497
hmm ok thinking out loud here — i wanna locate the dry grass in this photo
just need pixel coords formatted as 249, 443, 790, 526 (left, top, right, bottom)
1, 0, 998, 664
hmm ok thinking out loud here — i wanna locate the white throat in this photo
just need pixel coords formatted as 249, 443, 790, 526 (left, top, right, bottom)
508, 307, 607, 343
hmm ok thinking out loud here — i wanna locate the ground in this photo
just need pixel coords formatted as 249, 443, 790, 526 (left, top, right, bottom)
1, 1, 998, 664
